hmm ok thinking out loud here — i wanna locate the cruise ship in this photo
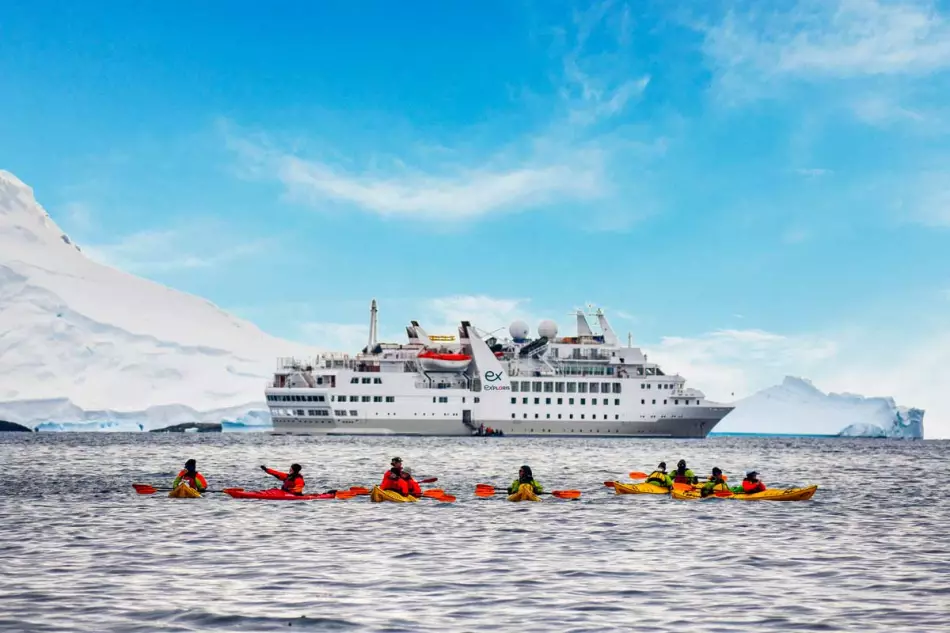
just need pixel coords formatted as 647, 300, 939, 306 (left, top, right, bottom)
266, 301, 734, 437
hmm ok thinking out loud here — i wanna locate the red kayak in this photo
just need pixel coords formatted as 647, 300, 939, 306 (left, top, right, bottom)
224, 488, 335, 501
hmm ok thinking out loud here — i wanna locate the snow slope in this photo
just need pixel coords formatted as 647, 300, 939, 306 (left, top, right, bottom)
719, 376, 924, 438
0, 170, 320, 430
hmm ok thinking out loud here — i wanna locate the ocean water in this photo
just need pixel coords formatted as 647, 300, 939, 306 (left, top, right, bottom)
1, 433, 947, 632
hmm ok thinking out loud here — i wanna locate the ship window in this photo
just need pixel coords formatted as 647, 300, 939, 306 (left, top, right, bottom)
555, 382, 565, 392
520, 381, 529, 392
511, 397, 516, 404
349, 396, 359, 402
535, 414, 539, 419
581, 414, 585, 420
592, 398, 598, 405
558, 414, 562, 419
532, 382, 542, 393
567, 382, 577, 393
652, 399, 656, 405
675, 399, 679, 405
613, 383, 621, 393
433, 397, 436, 403
557, 398, 563, 405
475, 397, 480, 403
361, 378, 371, 384
374, 396, 382, 403
544, 382, 553, 392
350, 410, 358, 416
578, 382, 588, 393
664, 400, 667, 405
569, 398, 575, 405
534, 398, 540, 405
317, 395, 326, 402
335, 410, 345, 416
362, 396, 370, 402
522, 397, 528, 404
615, 415, 619, 420
373, 377, 382, 384
614, 399, 620, 405
512, 413, 516, 418
511, 383, 519, 392
589, 383, 599, 394
386, 396, 395, 403
641, 399, 645, 405
545, 398, 551, 405
350, 378, 359, 384
438, 397, 448, 403
580, 398, 586, 405
546, 414, 551, 419
640, 383, 645, 390
462, 397, 466, 403
524, 413, 527, 419
569, 414, 574, 420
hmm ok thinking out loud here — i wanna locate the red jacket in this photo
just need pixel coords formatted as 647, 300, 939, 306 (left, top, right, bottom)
174, 470, 208, 491
265, 467, 304, 494
741, 479, 766, 494
381, 470, 409, 496
404, 476, 422, 497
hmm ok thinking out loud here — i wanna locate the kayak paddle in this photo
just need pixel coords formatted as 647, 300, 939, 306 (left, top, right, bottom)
132, 483, 239, 495
474, 484, 580, 499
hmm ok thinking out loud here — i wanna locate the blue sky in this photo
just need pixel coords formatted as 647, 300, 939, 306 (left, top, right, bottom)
3, 0, 950, 434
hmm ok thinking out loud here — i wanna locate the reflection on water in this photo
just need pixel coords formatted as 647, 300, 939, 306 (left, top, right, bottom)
1, 433, 947, 632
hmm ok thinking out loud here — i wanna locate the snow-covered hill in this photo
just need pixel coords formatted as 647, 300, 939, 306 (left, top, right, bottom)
719, 376, 924, 438
0, 170, 320, 430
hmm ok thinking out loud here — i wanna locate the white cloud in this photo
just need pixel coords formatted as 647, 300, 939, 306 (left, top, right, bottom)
83, 223, 271, 274
851, 95, 926, 125
705, 0, 950, 78
299, 322, 369, 352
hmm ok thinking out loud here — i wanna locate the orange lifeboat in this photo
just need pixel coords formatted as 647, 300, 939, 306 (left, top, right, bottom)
417, 350, 472, 372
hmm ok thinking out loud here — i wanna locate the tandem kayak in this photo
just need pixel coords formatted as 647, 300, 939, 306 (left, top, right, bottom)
671, 485, 818, 502
507, 483, 541, 502
169, 483, 202, 499
613, 482, 669, 495
370, 486, 418, 503
225, 488, 335, 501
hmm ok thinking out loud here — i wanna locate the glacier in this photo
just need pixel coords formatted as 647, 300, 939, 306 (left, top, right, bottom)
0, 169, 320, 431
719, 376, 924, 439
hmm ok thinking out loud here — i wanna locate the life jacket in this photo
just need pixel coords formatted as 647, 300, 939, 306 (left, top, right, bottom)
403, 477, 422, 497
701, 479, 729, 497
741, 479, 766, 494
672, 468, 695, 484
264, 467, 304, 494
381, 470, 409, 496
646, 470, 670, 487
509, 478, 542, 495
176, 470, 207, 490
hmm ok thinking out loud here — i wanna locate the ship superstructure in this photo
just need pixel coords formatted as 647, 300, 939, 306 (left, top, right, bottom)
266, 300, 733, 437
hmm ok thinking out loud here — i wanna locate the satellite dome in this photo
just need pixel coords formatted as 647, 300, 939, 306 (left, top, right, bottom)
509, 320, 530, 341
538, 319, 558, 339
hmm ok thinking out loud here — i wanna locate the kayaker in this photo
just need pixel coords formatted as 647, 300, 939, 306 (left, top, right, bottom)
700, 467, 730, 497
508, 465, 543, 495
260, 463, 305, 495
671, 459, 698, 484
737, 471, 767, 494
380, 456, 410, 496
400, 467, 423, 497
173, 459, 208, 492
645, 462, 673, 488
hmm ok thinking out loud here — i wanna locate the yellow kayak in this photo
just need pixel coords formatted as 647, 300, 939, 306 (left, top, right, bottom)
507, 483, 541, 502
370, 485, 418, 503
613, 481, 670, 495
168, 483, 202, 499
671, 485, 818, 502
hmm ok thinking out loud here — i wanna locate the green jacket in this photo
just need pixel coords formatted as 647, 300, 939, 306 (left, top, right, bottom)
509, 479, 543, 495
700, 479, 730, 497
646, 470, 673, 488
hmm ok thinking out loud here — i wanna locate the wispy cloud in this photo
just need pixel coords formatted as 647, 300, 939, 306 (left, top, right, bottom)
299, 322, 370, 352
910, 175, 950, 227
83, 223, 271, 274
794, 168, 833, 177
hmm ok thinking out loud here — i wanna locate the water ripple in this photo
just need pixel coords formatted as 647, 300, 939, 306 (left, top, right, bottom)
0, 434, 947, 632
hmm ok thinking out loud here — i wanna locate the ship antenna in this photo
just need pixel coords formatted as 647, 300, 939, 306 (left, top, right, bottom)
367, 299, 378, 351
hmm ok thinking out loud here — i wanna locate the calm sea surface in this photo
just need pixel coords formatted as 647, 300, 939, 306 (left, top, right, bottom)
1, 434, 947, 632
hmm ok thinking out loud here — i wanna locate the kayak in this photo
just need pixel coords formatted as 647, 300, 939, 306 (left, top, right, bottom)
613, 481, 670, 495
671, 485, 818, 502
169, 483, 202, 499
507, 483, 541, 502
370, 485, 418, 503
225, 488, 335, 501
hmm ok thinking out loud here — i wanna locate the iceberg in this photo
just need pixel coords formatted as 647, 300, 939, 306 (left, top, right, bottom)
0, 170, 320, 431
720, 376, 924, 438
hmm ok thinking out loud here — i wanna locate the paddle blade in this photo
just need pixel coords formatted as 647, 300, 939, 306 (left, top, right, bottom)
419, 477, 438, 484
629, 471, 648, 479
672, 482, 694, 492
475, 488, 496, 497
436, 494, 456, 503
603, 481, 616, 488
422, 489, 444, 498
132, 484, 158, 495
222, 487, 245, 495
349, 486, 371, 495
551, 490, 581, 499
475, 483, 494, 489
335, 491, 357, 499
